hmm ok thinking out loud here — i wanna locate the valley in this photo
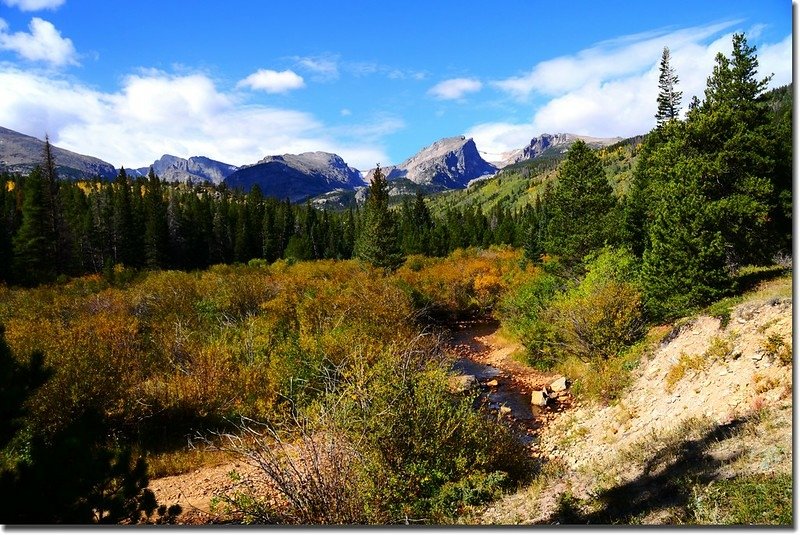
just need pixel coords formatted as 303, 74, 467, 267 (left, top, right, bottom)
0, 37, 792, 526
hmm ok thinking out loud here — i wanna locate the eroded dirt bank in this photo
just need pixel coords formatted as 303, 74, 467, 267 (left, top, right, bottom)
480, 295, 793, 525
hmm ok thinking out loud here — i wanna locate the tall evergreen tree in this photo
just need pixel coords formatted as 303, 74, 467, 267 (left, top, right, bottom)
143, 167, 169, 269
12, 169, 56, 285
694, 32, 776, 265
354, 166, 402, 270
655, 46, 682, 126
543, 140, 620, 265
111, 168, 135, 266
641, 178, 731, 320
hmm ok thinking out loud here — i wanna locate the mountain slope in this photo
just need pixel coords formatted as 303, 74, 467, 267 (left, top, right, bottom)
481, 273, 792, 524
428, 135, 642, 215
484, 133, 622, 168
224, 151, 365, 202
0, 126, 117, 180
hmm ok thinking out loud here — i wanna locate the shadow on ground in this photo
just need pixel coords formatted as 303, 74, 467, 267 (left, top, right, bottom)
549, 417, 749, 525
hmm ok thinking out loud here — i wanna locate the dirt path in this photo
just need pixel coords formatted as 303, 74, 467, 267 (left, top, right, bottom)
149, 319, 560, 523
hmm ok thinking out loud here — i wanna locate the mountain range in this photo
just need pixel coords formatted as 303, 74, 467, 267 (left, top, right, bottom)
482, 133, 623, 167
365, 136, 497, 191
0, 126, 621, 202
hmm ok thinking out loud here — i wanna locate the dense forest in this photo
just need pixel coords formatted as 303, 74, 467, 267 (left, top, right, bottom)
0, 33, 792, 524
0, 160, 537, 285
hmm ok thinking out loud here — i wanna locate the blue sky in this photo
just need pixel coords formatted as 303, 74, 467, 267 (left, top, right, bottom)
0, 0, 792, 170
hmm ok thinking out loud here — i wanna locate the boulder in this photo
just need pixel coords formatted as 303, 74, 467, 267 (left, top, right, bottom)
531, 388, 550, 407
550, 376, 571, 392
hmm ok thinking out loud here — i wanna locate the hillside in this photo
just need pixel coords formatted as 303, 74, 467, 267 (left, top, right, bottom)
480, 273, 792, 525
0, 127, 117, 180
427, 135, 642, 215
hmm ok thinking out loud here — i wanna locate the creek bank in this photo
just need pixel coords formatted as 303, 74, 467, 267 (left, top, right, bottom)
444, 317, 574, 451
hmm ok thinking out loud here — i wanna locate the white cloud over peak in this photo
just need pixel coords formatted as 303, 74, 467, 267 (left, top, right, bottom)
428, 78, 482, 100
492, 20, 737, 100
1, 0, 64, 11
469, 23, 791, 156
0, 67, 394, 170
237, 69, 305, 93
0, 17, 77, 66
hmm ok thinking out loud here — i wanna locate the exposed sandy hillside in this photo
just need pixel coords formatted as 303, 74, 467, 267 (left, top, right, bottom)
481, 278, 792, 525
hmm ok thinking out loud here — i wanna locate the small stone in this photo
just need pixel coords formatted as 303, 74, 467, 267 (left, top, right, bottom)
719, 369, 728, 376
448, 374, 478, 393
486, 379, 499, 387
751, 353, 763, 361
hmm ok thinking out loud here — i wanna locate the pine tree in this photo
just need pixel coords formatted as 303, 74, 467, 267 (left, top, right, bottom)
694, 32, 776, 265
705, 33, 771, 113
111, 168, 135, 266
655, 46, 682, 126
143, 167, 169, 269
543, 140, 620, 265
12, 168, 56, 284
354, 166, 402, 270
641, 179, 731, 319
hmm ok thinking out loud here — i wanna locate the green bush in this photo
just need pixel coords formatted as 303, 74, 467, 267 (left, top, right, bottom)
501, 247, 644, 368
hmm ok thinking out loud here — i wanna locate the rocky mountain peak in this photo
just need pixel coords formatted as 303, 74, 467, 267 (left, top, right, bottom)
0, 126, 117, 180
134, 154, 238, 184
366, 136, 497, 190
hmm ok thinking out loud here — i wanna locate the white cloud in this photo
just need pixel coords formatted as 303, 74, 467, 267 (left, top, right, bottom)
0, 67, 392, 170
428, 78, 482, 100
237, 69, 305, 93
294, 54, 339, 81
1, 0, 64, 11
469, 24, 792, 154
0, 17, 77, 66
492, 21, 737, 100
464, 121, 538, 160
757, 34, 792, 88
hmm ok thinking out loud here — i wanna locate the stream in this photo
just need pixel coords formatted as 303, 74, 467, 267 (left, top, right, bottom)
445, 318, 563, 446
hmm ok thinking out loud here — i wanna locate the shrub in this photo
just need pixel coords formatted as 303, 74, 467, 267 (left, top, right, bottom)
215, 339, 532, 524
396, 247, 530, 318
550, 280, 645, 362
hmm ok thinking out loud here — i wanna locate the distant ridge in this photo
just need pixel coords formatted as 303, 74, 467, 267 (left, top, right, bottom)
483, 133, 623, 168
128, 154, 238, 184
224, 151, 365, 202
0, 126, 117, 180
